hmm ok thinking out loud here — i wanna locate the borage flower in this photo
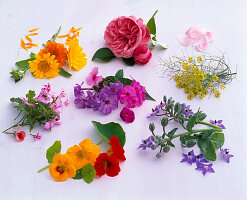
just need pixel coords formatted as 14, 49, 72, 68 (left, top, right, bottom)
210, 120, 226, 129
66, 138, 100, 170
195, 162, 215, 176
94, 153, 120, 177
181, 104, 194, 118
220, 147, 233, 163
107, 136, 126, 161
138, 136, 153, 150
49, 153, 76, 182
181, 150, 196, 165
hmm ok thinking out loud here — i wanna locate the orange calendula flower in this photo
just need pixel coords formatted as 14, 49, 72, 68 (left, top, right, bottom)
66, 138, 100, 170
67, 38, 87, 71
39, 41, 68, 67
49, 153, 76, 182
29, 53, 60, 79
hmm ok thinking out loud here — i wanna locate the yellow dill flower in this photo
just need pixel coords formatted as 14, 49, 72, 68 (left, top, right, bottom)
67, 39, 87, 71
188, 57, 193, 63
29, 53, 59, 79
219, 84, 226, 90
212, 75, 219, 82
197, 56, 202, 63
215, 91, 221, 98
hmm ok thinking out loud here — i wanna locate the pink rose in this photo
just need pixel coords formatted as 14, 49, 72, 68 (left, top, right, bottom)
104, 16, 151, 58
133, 44, 152, 65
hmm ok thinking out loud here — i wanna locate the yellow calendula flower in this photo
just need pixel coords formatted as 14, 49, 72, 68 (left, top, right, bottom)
66, 138, 100, 170
67, 39, 87, 71
29, 53, 59, 79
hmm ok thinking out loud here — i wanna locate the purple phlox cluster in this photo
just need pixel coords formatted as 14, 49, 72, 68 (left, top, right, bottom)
119, 79, 147, 108
210, 119, 226, 129
220, 147, 233, 163
181, 104, 194, 118
181, 150, 214, 176
138, 136, 153, 150
146, 102, 166, 118
74, 81, 124, 115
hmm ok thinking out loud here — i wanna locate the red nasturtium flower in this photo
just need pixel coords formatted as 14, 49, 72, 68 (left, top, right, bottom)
94, 153, 120, 177
107, 136, 126, 161
15, 125, 26, 142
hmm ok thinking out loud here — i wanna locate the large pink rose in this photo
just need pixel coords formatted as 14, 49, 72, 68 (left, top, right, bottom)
133, 44, 152, 65
104, 16, 151, 58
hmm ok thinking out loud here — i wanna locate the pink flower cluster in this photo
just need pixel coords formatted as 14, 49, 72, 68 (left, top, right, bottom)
179, 26, 214, 51
119, 79, 147, 108
104, 16, 152, 65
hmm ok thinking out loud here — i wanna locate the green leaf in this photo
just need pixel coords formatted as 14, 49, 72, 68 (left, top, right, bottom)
167, 140, 175, 147
59, 67, 72, 78
46, 141, 62, 164
51, 26, 61, 42
211, 132, 224, 149
30, 52, 36, 59
122, 57, 135, 66
81, 164, 96, 184
92, 121, 126, 147
163, 145, 170, 153
146, 10, 158, 35
145, 93, 156, 101
198, 138, 216, 161
167, 128, 178, 138
186, 114, 197, 131
180, 136, 186, 145
115, 69, 124, 82
186, 140, 196, 148
92, 48, 116, 62
200, 129, 216, 139
26, 90, 35, 102
73, 168, 83, 180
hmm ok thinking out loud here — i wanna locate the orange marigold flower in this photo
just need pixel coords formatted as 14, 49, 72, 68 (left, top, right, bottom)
66, 138, 100, 170
49, 153, 76, 182
107, 136, 126, 161
67, 39, 87, 71
39, 41, 68, 67
29, 53, 60, 79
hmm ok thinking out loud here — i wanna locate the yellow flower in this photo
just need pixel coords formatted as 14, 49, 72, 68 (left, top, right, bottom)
219, 84, 226, 90
49, 153, 76, 182
215, 91, 221, 98
188, 57, 193, 63
212, 75, 219, 82
66, 138, 100, 170
197, 56, 202, 63
67, 39, 87, 71
29, 53, 59, 79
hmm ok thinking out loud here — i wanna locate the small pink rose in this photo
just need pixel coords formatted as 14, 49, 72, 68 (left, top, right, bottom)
120, 107, 135, 123
85, 67, 103, 87
104, 16, 151, 58
133, 44, 152, 65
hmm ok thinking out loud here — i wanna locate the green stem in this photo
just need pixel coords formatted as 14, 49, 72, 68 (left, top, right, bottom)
96, 140, 104, 145
37, 164, 50, 173
184, 118, 222, 131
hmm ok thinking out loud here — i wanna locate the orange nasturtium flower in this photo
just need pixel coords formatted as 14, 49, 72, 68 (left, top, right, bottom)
49, 153, 76, 182
39, 41, 68, 67
66, 138, 100, 170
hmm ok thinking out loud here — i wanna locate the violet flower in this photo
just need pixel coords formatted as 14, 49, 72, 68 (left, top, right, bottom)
98, 93, 118, 115
210, 120, 226, 129
195, 154, 208, 164
146, 103, 165, 118
220, 147, 233, 163
181, 105, 194, 118
138, 137, 153, 150
195, 162, 215, 176
181, 150, 196, 165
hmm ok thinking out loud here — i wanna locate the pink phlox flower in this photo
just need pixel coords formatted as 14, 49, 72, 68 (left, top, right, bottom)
178, 26, 214, 52
86, 67, 103, 87
119, 85, 136, 104
44, 116, 62, 130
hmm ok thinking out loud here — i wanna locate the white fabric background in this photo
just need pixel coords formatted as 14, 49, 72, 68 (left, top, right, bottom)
0, 0, 247, 200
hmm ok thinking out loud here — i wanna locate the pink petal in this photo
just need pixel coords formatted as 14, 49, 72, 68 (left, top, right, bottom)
186, 26, 204, 40
195, 38, 208, 52
205, 31, 214, 43
178, 35, 194, 46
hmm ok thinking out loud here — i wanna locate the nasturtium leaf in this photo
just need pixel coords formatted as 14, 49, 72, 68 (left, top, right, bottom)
146, 10, 158, 35
46, 141, 62, 164
167, 128, 178, 138
73, 168, 83, 180
145, 93, 156, 101
81, 164, 96, 184
211, 132, 224, 149
122, 57, 135, 66
115, 69, 124, 82
167, 140, 175, 147
58, 67, 72, 78
197, 138, 216, 161
92, 121, 126, 147
92, 48, 116, 62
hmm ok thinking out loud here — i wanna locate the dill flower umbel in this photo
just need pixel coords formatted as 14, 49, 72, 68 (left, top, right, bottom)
29, 53, 59, 79
39, 41, 67, 67
67, 38, 87, 71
